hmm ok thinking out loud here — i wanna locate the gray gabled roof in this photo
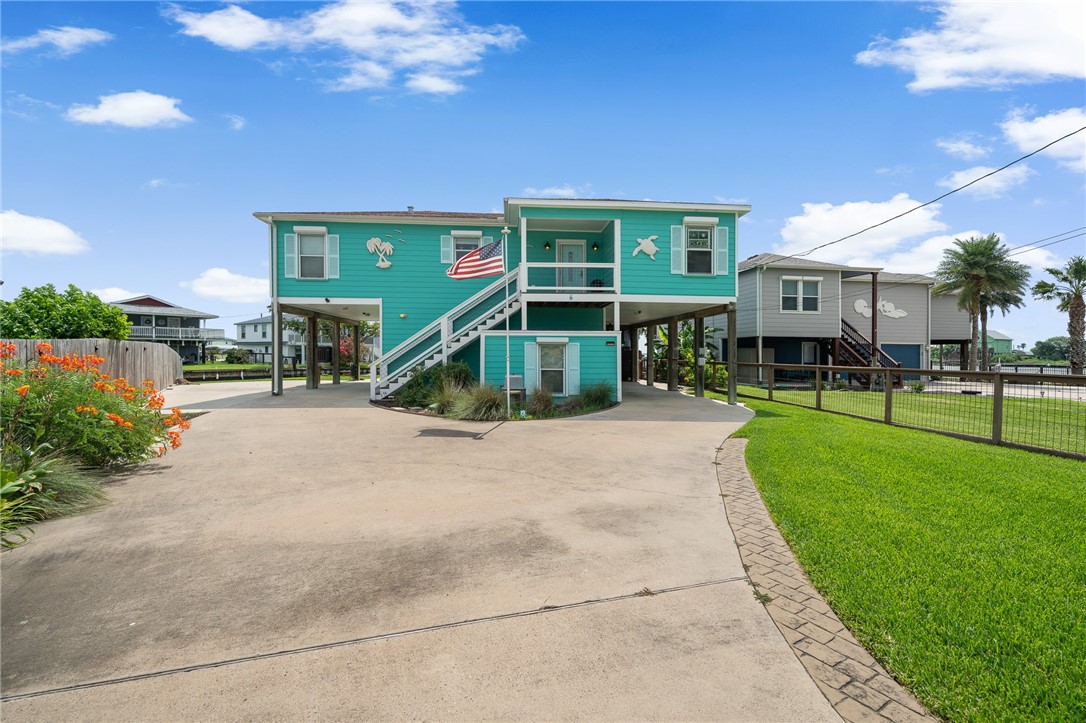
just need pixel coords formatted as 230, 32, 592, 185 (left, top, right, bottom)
738, 253, 865, 272
111, 295, 217, 319
236, 316, 272, 326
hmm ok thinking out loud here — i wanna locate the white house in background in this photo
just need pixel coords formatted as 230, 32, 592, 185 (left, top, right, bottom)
235, 314, 332, 364
111, 295, 225, 363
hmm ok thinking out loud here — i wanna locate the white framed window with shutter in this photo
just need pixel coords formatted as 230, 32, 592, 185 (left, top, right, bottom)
440, 230, 493, 264
670, 217, 729, 276
524, 339, 580, 397
283, 226, 340, 280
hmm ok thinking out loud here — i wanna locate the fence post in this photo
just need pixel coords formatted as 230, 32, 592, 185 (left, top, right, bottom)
884, 373, 893, 424
767, 365, 775, 401
992, 373, 1004, 445
815, 365, 823, 410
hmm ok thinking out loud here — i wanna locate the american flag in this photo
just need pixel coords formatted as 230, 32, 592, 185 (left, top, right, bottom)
446, 239, 504, 279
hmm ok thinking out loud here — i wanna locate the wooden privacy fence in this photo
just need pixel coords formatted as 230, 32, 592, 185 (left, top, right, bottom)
3, 338, 183, 390
712, 361, 1086, 460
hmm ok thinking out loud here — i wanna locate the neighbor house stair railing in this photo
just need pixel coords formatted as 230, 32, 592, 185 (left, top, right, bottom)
836, 319, 904, 388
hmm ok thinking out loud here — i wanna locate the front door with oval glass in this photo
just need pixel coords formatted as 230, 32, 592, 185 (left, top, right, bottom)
556, 240, 585, 289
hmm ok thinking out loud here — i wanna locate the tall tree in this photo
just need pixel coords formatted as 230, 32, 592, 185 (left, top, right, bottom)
934, 234, 1029, 371
1031, 256, 1086, 374
0, 284, 130, 340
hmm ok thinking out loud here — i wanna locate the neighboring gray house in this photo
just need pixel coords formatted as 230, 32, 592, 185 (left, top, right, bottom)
235, 314, 332, 364
708, 254, 971, 380
111, 295, 225, 363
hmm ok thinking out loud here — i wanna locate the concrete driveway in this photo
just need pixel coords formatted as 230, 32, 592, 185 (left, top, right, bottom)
1, 380, 838, 721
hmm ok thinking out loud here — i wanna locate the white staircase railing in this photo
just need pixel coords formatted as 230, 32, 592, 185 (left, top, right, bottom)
372, 270, 520, 400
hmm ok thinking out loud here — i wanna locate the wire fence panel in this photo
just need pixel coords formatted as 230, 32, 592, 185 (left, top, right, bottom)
736, 363, 1086, 460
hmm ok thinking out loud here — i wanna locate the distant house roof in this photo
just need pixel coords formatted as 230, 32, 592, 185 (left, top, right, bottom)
111, 295, 217, 319
738, 253, 871, 273
236, 316, 273, 326
987, 330, 1013, 341
738, 254, 936, 284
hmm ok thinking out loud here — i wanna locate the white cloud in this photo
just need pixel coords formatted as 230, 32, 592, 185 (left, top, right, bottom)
935, 135, 991, 160
144, 178, 168, 189
856, 0, 1085, 91
226, 113, 247, 130
522, 183, 594, 198
1001, 107, 1086, 172
846, 230, 1060, 277
91, 287, 141, 302
4, 93, 61, 121
775, 193, 947, 265
405, 73, 463, 95
936, 164, 1034, 199
181, 268, 268, 304
165, 1, 524, 96
66, 90, 193, 128
2, 26, 113, 57
0, 210, 90, 255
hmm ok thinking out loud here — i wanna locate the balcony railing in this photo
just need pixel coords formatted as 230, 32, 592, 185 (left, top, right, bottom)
522, 262, 616, 293
129, 326, 225, 341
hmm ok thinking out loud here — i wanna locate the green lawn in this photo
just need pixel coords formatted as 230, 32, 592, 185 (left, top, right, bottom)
735, 385, 1086, 457
717, 395, 1086, 721
184, 363, 272, 371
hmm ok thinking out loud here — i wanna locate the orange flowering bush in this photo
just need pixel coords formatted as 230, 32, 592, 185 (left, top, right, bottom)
1, 342, 188, 466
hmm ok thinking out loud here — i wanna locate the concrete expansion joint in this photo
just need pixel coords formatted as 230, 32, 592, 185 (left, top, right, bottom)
2, 576, 748, 704
715, 437, 936, 723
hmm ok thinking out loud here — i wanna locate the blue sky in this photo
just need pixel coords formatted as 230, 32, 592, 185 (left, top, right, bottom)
2, 1, 1084, 347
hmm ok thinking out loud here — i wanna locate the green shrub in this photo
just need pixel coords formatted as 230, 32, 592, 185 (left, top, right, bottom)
909, 380, 926, 393
224, 348, 251, 364
527, 386, 554, 417
833, 378, 848, 390
428, 379, 467, 414
557, 396, 583, 415
447, 384, 507, 421
396, 361, 475, 408
579, 381, 614, 410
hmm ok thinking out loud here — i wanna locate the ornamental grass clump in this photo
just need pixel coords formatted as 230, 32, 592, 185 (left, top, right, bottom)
447, 384, 507, 421
527, 386, 554, 418
1, 342, 190, 547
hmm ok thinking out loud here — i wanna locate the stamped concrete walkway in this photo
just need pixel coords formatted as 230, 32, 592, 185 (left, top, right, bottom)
716, 439, 935, 723
2, 381, 839, 721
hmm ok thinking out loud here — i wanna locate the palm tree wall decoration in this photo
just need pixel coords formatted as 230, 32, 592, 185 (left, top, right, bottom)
366, 237, 395, 268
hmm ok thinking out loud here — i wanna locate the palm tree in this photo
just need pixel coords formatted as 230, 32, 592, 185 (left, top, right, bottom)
934, 234, 1029, 371
1032, 256, 1086, 374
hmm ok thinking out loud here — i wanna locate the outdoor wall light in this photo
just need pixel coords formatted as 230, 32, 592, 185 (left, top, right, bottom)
592, 242, 599, 252
544, 241, 551, 251
399, 313, 407, 319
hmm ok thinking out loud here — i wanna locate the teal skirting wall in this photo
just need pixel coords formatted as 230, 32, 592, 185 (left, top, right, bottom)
480, 332, 620, 400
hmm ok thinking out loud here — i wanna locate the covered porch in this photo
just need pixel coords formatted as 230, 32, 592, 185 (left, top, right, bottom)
271, 297, 381, 394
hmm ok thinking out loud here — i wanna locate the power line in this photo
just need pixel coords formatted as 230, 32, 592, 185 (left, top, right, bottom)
813, 228, 1084, 307
790, 124, 1086, 260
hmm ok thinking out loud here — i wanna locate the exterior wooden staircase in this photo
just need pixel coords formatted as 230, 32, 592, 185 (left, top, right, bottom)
829, 319, 904, 388
371, 270, 520, 400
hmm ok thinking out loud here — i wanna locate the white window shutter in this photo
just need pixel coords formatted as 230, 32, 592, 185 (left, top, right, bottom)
567, 343, 580, 396
715, 226, 729, 276
327, 235, 340, 279
440, 235, 454, 264
670, 225, 683, 275
524, 342, 539, 392
284, 234, 297, 278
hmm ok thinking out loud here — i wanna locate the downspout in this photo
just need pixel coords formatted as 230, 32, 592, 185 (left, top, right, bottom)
756, 265, 764, 382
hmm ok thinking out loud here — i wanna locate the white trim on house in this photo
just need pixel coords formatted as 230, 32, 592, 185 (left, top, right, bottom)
506, 198, 751, 217
254, 212, 508, 227
618, 294, 737, 304
293, 225, 328, 233
683, 216, 720, 225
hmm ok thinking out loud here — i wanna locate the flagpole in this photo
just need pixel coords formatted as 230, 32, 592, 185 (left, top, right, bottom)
501, 226, 512, 418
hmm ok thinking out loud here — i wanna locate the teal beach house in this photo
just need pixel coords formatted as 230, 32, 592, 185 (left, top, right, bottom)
254, 197, 748, 403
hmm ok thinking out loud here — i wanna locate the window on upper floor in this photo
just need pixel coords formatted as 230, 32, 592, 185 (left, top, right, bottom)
685, 226, 714, 275
781, 276, 821, 313
441, 230, 489, 264
240, 329, 246, 339
671, 218, 729, 276
284, 227, 340, 280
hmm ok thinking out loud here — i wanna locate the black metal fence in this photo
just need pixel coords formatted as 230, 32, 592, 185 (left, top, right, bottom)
730, 362, 1086, 460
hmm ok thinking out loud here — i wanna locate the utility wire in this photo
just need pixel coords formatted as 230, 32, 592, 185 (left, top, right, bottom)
814, 229, 1084, 307
789, 124, 1086, 259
